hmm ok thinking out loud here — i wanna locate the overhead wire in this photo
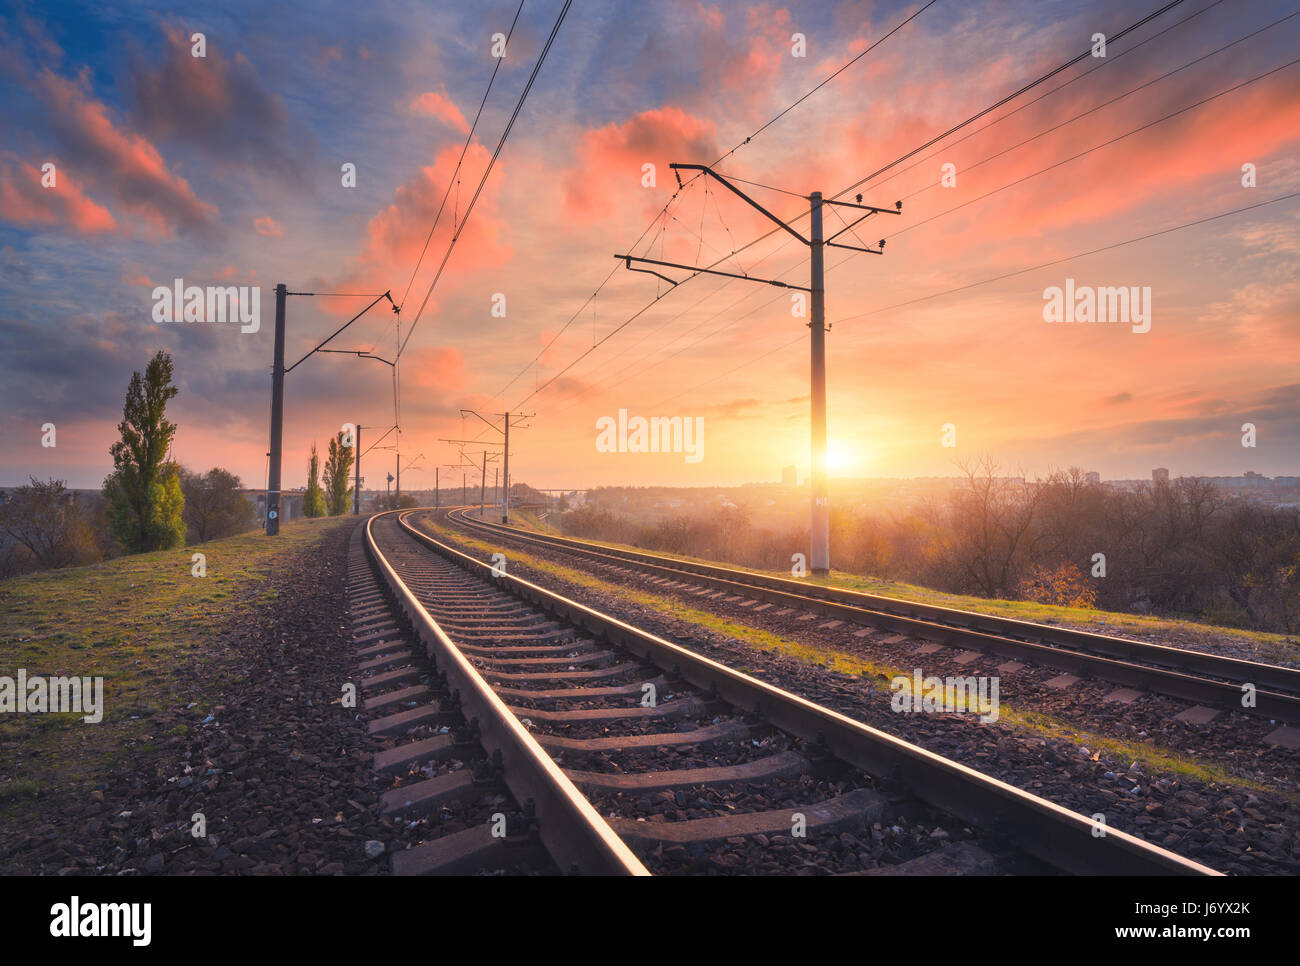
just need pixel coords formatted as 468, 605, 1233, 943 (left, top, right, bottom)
397, 0, 528, 312
400, 0, 574, 359
487, 0, 946, 404
506, 0, 1197, 411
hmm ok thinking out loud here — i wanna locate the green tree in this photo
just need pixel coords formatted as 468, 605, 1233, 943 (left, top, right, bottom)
102, 350, 186, 552
323, 432, 354, 516
180, 467, 258, 542
303, 444, 327, 518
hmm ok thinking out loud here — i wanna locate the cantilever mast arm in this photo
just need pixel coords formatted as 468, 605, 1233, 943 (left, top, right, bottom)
669, 163, 809, 245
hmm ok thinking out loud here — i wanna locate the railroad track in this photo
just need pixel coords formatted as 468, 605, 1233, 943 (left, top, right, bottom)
360, 508, 1217, 876
441, 507, 1300, 729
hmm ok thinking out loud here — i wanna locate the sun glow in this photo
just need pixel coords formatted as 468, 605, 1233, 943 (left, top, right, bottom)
825, 441, 857, 474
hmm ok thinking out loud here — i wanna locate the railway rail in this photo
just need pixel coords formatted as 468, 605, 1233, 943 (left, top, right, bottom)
441, 507, 1300, 727
361, 508, 1218, 876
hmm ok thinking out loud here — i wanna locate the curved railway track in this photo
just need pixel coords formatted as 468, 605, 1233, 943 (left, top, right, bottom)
440, 507, 1300, 727
361, 509, 1218, 876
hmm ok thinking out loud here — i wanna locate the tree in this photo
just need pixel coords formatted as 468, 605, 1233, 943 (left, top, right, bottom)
0, 478, 103, 573
303, 444, 327, 518
180, 467, 257, 542
323, 431, 354, 516
102, 350, 186, 552
369, 492, 417, 511
948, 456, 1045, 597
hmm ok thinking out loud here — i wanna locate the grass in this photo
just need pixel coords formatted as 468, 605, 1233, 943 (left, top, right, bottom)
0, 516, 354, 832
501, 517, 1300, 665
420, 515, 1285, 795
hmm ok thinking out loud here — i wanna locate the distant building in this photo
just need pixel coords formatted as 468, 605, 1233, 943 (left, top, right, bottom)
1085, 471, 1101, 485
1152, 468, 1169, 484
781, 465, 797, 486
242, 489, 304, 527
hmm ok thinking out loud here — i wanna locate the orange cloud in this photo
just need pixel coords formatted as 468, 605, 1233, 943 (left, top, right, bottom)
349, 142, 512, 298
403, 345, 466, 392
563, 107, 720, 224
33, 67, 215, 235
0, 157, 116, 234
254, 215, 284, 237
410, 89, 470, 135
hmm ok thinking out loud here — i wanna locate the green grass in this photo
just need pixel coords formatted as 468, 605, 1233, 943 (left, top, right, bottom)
0, 516, 354, 830
421, 515, 1287, 795
0, 779, 41, 802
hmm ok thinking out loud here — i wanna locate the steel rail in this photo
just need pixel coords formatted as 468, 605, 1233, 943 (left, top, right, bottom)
364, 511, 649, 876
444, 508, 1300, 722
401, 509, 1220, 876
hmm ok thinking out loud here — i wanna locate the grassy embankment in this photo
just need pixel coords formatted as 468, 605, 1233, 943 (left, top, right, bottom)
0, 516, 354, 827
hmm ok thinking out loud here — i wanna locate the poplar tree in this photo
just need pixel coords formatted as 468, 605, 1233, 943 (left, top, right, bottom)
304, 444, 327, 518
102, 350, 186, 552
323, 431, 354, 516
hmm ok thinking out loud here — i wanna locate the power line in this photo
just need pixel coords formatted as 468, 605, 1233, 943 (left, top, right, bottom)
399, 0, 573, 359
507, 0, 1195, 411
840, 191, 1300, 320
832, 0, 1191, 202
489, 0, 946, 403
856, 0, 1231, 198
638, 189, 1300, 414
397, 0, 527, 311
885, 14, 1300, 237
604, 33, 1300, 405
737, 0, 943, 149
512, 3, 1296, 447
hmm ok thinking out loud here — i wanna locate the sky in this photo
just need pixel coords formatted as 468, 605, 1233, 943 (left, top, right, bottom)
1, 0, 1298, 492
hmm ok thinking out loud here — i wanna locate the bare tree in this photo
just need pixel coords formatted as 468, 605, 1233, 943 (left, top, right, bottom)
0, 478, 103, 573
948, 456, 1045, 597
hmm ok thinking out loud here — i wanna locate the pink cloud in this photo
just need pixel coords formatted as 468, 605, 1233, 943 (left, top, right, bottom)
33, 67, 216, 235
254, 215, 284, 237
0, 156, 117, 234
404, 345, 466, 392
348, 142, 513, 298
410, 89, 470, 135
563, 107, 720, 224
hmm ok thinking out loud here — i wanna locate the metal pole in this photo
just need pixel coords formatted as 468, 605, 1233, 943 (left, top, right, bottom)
435, 467, 439, 509
809, 192, 829, 575
494, 468, 499, 510
480, 450, 487, 519
395, 442, 400, 509
266, 283, 287, 535
353, 424, 361, 515
502, 412, 510, 524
